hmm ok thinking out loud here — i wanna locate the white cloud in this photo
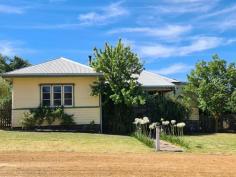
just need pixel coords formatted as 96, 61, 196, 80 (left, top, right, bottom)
153, 0, 218, 14
108, 25, 192, 39
198, 4, 236, 19
154, 63, 193, 75
138, 36, 225, 58
0, 40, 35, 56
0, 41, 14, 56
139, 44, 175, 58
21, 23, 82, 30
179, 36, 222, 55
0, 4, 24, 14
78, 1, 128, 25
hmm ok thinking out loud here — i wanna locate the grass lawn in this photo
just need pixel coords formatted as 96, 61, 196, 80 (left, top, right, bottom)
184, 133, 236, 154
0, 130, 152, 153
1, 130, 236, 154
0, 131, 236, 176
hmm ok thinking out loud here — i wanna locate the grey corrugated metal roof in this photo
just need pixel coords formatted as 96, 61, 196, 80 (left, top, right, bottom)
2, 57, 102, 77
158, 75, 180, 83
137, 71, 176, 88
2, 57, 177, 89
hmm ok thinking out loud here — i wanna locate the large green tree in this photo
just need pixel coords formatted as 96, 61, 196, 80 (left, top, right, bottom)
0, 54, 31, 101
0, 54, 31, 73
184, 55, 236, 131
0, 55, 9, 73
91, 40, 145, 133
8, 56, 31, 71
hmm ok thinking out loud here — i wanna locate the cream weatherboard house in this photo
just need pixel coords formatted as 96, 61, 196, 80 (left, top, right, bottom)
2, 57, 199, 131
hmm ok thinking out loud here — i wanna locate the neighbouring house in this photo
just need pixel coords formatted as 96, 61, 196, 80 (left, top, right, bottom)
2, 57, 199, 131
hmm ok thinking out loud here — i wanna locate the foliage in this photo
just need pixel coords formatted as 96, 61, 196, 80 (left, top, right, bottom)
160, 134, 189, 149
184, 55, 236, 131
21, 112, 37, 129
0, 55, 9, 73
133, 117, 151, 136
137, 93, 190, 123
91, 39, 145, 106
21, 106, 75, 129
133, 116, 155, 148
228, 91, 236, 113
0, 77, 11, 99
161, 119, 186, 136
91, 39, 145, 134
133, 116, 187, 149
59, 112, 75, 126
0, 54, 31, 126
132, 131, 154, 148
0, 54, 31, 73
88, 120, 96, 131
102, 99, 136, 134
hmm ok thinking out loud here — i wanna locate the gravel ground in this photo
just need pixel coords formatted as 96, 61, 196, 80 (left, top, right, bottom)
0, 152, 235, 177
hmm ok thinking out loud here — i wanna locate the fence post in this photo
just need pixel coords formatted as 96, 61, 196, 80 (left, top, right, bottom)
156, 126, 160, 151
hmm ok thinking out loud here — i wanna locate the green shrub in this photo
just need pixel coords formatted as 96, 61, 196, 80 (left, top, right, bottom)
136, 94, 190, 123
21, 112, 36, 129
160, 134, 189, 149
21, 106, 75, 129
60, 113, 75, 126
132, 131, 154, 148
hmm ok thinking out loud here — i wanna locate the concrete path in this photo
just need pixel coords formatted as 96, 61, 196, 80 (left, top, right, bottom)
160, 140, 184, 152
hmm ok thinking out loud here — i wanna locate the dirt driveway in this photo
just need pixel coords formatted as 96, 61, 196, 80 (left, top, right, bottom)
0, 152, 235, 177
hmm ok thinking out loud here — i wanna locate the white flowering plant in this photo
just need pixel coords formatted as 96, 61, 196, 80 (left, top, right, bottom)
160, 118, 186, 136
133, 116, 150, 136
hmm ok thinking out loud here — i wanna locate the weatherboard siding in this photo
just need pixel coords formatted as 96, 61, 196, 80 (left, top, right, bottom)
11, 77, 100, 127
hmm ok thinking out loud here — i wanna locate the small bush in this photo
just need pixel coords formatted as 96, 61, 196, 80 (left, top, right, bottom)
88, 120, 96, 131
21, 112, 36, 129
21, 106, 75, 129
132, 131, 154, 148
60, 113, 75, 126
160, 134, 189, 149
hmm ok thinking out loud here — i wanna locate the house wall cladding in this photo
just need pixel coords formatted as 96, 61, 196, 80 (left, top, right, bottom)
11, 77, 101, 127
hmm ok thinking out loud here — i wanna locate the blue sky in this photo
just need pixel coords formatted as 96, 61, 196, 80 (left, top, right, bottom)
0, 0, 236, 81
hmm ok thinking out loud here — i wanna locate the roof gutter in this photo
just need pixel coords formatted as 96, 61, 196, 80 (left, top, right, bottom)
1, 73, 103, 78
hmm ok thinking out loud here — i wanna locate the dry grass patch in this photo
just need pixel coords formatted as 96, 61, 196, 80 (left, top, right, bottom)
0, 130, 152, 153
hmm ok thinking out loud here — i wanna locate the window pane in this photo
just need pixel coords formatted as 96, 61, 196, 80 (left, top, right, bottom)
54, 86, 61, 92
64, 86, 72, 93
54, 99, 61, 106
64, 99, 72, 106
53, 86, 62, 106
43, 93, 50, 100
54, 93, 61, 99
43, 100, 50, 106
64, 93, 72, 99
42, 85, 51, 106
42, 86, 50, 93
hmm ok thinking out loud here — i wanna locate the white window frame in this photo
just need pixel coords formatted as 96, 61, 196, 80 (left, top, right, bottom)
40, 84, 74, 107
52, 85, 62, 107
63, 85, 73, 107
41, 85, 51, 107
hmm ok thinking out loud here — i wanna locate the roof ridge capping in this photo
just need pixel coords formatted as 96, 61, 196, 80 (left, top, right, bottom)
58, 57, 93, 69
142, 70, 179, 83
